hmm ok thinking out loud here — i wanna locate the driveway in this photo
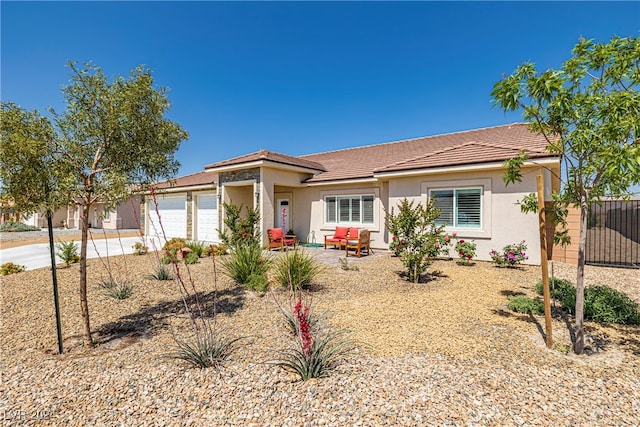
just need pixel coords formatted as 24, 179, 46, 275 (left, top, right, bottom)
0, 236, 161, 271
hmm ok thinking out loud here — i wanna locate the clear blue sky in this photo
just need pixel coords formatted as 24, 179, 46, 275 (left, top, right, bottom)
2, 2, 639, 184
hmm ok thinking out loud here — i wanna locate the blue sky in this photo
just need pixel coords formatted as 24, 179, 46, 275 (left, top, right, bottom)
2, 2, 639, 188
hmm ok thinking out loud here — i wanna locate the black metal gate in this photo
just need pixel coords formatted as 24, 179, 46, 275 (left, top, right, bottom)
585, 200, 639, 268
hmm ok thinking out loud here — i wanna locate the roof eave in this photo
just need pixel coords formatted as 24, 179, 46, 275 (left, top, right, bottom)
206, 159, 325, 174
373, 157, 560, 179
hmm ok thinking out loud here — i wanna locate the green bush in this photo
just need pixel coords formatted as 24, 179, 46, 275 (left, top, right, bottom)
132, 241, 148, 255
100, 279, 133, 300
535, 278, 640, 324
55, 240, 80, 266
204, 243, 228, 257
0, 221, 40, 232
220, 242, 272, 289
536, 278, 576, 311
0, 262, 26, 275
172, 327, 244, 369
584, 285, 640, 325
508, 296, 544, 315
273, 247, 322, 290
186, 240, 207, 258
146, 264, 173, 281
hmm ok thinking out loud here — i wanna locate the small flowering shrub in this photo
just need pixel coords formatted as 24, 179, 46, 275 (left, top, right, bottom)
454, 239, 476, 265
132, 241, 148, 255
490, 241, 528, 267
389, 236, 406, 256
429, 232, 456, 258
385, 198, 444, 283
0, 262, 26, 275
204, 243, 228, 257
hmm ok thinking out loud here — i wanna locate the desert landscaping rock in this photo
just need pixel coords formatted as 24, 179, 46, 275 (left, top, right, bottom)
1, 248, 639, 426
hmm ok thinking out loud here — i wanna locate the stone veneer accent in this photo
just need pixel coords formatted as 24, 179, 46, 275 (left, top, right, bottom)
186, 192, 193, 240
220, 168, 260, 184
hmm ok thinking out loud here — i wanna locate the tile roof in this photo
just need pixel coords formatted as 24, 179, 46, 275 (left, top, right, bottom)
154, 171, 218, 190
300, 123, 554, 182
205, 149, 326, 172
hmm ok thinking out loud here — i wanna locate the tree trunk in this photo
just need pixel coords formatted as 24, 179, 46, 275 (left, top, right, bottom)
79, 200, 92, 345
574, 193, 588, 354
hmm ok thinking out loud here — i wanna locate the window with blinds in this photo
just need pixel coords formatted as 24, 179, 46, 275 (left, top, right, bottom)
430, 188, 482, 228
325, 195, 375, 225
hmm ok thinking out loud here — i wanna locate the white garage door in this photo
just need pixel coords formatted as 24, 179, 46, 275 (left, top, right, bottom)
148, 195, 187, 241
196, 195, 219, 242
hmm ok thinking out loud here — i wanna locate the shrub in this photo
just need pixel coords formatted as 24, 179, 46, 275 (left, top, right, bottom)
490, 241, 528, 267
584, 285, 640, 325
55, 240, 80, 266
535, 278, 576, 312
132, 241, 148, 255
0, 262, 26, 275
535, 278, 640, 325
273, 247, 322, 290
219, 202, 261, 248
389, 236, 406, 257
428, 232, 456, 258
101, 279, 133, 300
0, 221, 40, 232
384, 198, 444, 283
146, 264, 173, 281
172, 327, 244, 369
454, 239, 477, 265
186, 240, 207, 258
204, 243, 228, 257
270, 298, 355, 381
508, 296, 544, 315
162, 237, 187, 260
220, 242, 272, 289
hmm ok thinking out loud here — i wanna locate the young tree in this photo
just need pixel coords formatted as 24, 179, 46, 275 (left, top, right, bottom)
2, 61, 189, 345
491, 36, 640, 354
385, 198, 444, 283
0, 103, 72, 353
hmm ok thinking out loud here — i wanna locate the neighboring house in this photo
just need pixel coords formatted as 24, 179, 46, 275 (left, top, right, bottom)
145, 123, 561, 264
25, 197, 142, 230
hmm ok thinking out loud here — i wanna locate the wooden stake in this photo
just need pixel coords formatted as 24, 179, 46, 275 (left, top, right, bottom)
537, 174, 553, 348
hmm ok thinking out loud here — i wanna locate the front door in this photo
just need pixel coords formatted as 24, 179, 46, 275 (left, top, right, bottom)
276, 198, 290, 232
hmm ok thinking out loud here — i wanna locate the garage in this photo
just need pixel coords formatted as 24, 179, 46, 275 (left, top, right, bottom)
147, 195, 187, 240
196, 194, 219, 242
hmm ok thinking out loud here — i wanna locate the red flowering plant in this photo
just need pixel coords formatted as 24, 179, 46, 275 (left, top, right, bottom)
389, 236, 406, 256
454, 239, 477, 265
490, 241, 528, 267
270, 250, 356, 381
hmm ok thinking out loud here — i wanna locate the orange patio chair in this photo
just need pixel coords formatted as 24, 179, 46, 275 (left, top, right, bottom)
267, 228, 296, 250
345, 229, 372, 258
324, 226, 349, 250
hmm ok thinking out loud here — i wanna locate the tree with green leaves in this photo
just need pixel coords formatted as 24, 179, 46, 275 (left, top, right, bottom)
1, 61, 188, 345
492, 36, 640, 354
1, 103, 72, 353
385, 198, 444, 283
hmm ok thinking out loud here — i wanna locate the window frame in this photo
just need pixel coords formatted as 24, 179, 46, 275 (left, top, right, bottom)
429, 186, 483, 229
324, 194, 375, 226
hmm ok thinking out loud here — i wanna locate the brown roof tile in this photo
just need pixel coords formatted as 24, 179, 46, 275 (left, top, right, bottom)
154, 171, 218, 190
300, 123, 554, 182
205, 149, 326, 172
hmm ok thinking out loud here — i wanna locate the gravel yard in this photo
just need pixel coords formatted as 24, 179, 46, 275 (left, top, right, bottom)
1, 247, 639, 426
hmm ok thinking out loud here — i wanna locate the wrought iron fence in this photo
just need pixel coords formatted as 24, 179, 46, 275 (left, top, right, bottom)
585, 199, 639, 269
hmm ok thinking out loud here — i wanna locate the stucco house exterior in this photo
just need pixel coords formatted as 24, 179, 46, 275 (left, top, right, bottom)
25, 197, 141, 231
145, 123, 560, 265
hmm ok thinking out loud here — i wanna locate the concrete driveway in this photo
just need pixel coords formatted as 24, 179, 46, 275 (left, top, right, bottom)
0, 236, 162, 271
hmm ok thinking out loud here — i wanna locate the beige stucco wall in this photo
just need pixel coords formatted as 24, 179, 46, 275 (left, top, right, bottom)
386, 166, 553, 265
